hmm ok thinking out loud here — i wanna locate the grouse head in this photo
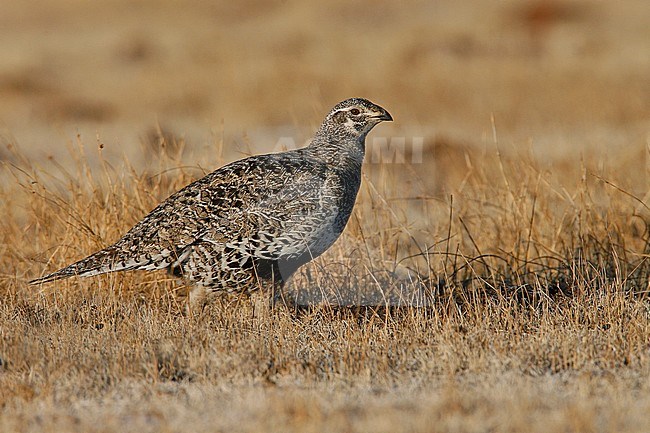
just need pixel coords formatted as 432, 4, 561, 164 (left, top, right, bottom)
321, 98, 393, 140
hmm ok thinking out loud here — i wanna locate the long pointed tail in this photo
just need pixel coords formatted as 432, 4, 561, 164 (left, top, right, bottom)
30, 245, 176, 285
30, 247, 132, 285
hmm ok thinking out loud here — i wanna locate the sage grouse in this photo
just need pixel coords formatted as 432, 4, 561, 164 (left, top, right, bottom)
30, 98, 392, 300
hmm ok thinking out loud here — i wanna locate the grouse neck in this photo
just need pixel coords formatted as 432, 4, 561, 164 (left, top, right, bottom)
306, 135, 366, 168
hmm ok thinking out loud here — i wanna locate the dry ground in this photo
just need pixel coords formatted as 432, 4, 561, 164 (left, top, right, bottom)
1, 1, 650, 432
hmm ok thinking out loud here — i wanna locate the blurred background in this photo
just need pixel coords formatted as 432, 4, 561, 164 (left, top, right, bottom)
0, 0, 648, 169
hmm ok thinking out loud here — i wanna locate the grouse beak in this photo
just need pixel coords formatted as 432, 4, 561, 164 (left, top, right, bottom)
371, 109, 393, 122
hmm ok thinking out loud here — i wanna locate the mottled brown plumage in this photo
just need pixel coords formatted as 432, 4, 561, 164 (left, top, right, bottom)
30, 98, 392, 297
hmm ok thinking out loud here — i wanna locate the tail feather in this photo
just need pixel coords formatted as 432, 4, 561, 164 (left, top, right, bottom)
29, 247, 169, 285
29, 263, 110, 285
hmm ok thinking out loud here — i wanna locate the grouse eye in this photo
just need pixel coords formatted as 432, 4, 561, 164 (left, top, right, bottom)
350, 108, 361, 115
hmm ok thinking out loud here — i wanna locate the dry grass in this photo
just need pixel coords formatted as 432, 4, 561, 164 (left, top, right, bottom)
1, 0, 650, 431
2, 132, 650, 432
